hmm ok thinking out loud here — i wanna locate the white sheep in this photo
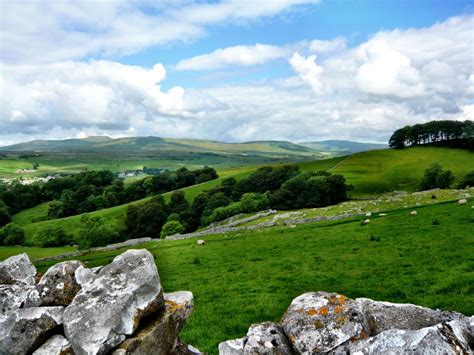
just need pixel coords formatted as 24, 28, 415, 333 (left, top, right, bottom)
365, 212, 372, 217
361, 219, 371, 225
197, 240, 205, 245
458, 199, 467, 205
410, 211, 417, 216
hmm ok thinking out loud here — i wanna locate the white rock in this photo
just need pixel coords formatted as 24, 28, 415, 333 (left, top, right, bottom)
0, 253, 36, 285
33, 334, 72, 355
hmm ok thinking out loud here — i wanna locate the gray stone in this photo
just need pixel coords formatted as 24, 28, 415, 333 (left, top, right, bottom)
244, 322, 292, 354
74, 265, 102, 288
218, 338, 245, 355
172, 339, 204, 354
357, 297, 464, 335
280, 292, 368, 353
0, 283, 41, 316
112, 291, 194, 354
63, 249, 164, 355
347, 320, 473, 354
0, 306, 64, 355
37, 260, 84, 306
33, 334, 73, 355
0, 253, 36, 285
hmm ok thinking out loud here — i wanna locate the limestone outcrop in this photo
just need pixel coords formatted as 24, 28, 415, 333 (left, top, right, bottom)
219, 291, 473, 354
0, 250, 199, 355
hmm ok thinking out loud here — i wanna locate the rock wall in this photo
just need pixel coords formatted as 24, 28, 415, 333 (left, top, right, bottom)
0, 251, 200, 355
219, 291, 474, 354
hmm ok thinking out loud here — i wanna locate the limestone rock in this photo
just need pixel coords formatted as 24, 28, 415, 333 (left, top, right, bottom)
244, 322, 292, 354
280, 292, 368, 353
173, 339, 204, 355
63, 249, 164, 355
113, 291, 194, 354
74, 265, 102, 287
347, 320, 473, 354
0, 253, 36, 285
0, 306, 64, 355
37, 260, 84, 306
33, 334, 73, 355
218, 338, 245, 355
357, 297, 463, 335
0, 283, 41, 317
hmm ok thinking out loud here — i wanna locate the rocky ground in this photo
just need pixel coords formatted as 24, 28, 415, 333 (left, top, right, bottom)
0, 250, 200, 355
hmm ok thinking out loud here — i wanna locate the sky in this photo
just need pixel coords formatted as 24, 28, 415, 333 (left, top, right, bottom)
0, 0, 473, 146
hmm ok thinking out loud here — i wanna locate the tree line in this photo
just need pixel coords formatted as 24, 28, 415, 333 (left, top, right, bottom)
388, 120, 473, 149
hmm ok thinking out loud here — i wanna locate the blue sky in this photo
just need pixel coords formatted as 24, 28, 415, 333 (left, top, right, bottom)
0, 0, 473, 145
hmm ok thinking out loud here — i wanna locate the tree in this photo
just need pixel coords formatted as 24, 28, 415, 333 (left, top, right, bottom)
75, 215, 119, 249
32, 226, 72, 247
0, 200, 11, 227
160, 221, 185, 238
0, 223, 25, 246
124, 196, 168, 239
168, 191, 189, 214
419, 164, 455, 190
458, 171, 474, 189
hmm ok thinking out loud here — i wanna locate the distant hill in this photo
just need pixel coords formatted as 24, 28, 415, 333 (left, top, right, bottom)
0, 136, 326, 158
300, 140, 387, 153
0, 137, 386, 156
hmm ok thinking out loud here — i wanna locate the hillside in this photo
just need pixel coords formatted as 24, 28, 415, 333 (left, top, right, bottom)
300, 140, 387, 153
6, 199, 472, 354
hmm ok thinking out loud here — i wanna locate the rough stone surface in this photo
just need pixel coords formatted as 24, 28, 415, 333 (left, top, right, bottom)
37, 260, 84, 306
218, 338, 246, 355
63, 249, 164, 355
357, 298, 463, 335
280, 292, 368, 353
346, 320, 472, 354
0, 253, 37, 285
0, 306, 64, 355
244, 322, 292, 354
0, 283, 41, 317
112, 291, 194, 354
33, 334, 73, 355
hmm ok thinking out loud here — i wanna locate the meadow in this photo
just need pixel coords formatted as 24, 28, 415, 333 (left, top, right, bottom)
19, 199, 473, 354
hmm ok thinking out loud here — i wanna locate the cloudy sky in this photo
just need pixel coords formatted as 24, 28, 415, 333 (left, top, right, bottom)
0, 0, 473, 146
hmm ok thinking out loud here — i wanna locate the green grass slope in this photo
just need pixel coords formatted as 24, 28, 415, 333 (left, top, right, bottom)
22, 200, 474, 354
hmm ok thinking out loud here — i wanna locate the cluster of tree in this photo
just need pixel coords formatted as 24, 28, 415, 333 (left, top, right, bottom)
389, 120, 473, 149
124, 165, 352, 239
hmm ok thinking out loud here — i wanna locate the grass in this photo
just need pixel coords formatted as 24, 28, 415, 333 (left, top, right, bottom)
24, 200, 474, 354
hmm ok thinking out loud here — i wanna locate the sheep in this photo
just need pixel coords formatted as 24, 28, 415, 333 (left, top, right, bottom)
410, 211, 417, 216
378, 213, 387, 217
365, 212, 372, 217
458, 199, 467, 205
197, 240, 205, 245
361, 219, 371, 226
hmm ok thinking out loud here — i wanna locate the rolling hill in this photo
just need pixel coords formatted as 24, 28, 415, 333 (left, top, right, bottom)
300, 140, 387, 153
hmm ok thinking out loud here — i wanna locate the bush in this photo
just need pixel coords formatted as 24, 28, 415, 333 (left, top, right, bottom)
0, 223, 25, 246
160, 221, 185, 238
75, 215, 120, 249
125, 196, 168, 239
0, 200, 11, 227
419, 163, 455, 190
32, 226, 72, 247
458, 171, 474, 189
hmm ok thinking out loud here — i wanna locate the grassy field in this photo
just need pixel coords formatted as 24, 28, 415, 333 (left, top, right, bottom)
19, 200, 473, 354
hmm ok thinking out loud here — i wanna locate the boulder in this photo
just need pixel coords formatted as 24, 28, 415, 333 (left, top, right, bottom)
0, 283, 41, 317
0, 306, 64, 355
346, 320, 473, 354
356, 298, 463, 335
0, 253, 36, 285
63, 249, 164, 355
112, 291, 194, 354
37, 260, 84, 306
74, 265, 102, 288
173, 339, 203, 354
33, 334, 73, 355
280, 292, 368, 353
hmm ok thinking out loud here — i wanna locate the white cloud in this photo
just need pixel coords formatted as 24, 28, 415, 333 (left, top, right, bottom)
176, 44, 289, 71
308, 37, 346, 53
289, 53, 325, 94
0, 0, 318, 64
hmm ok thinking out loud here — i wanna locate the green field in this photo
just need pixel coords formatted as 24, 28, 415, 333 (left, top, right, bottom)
18, 200, 473, 354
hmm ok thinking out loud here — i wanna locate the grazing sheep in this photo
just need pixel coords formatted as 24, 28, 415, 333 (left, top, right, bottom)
458, 199, 467, 205
378, 213, 387, 217
361, 219, 371, 226
365, 212, 372, 217
197, 240, 205, 245
410, 211, 417, 216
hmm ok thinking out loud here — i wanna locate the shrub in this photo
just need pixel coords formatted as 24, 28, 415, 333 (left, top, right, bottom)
160, 221, 185, 238
0, 223, 25, 246
419, 163, 455, 190
458, 171, 474, 189
125, 196, 168, 239
0, 200, 11, 227
32, 226, 72, 247
75, 215, 120, 249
